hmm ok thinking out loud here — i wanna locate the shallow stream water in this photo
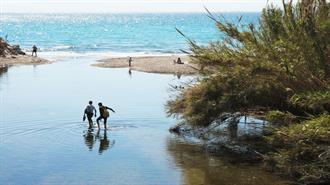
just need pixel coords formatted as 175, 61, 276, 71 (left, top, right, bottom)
0, 58, 289, 185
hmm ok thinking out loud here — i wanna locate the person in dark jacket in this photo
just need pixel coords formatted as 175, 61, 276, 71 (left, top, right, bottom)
96, 102, 115, 129
32, 45, 38, 57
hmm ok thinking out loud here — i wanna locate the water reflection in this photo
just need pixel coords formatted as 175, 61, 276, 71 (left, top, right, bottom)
96, 129, 115, 154
176, 73, 182, 79
0, 65, 9, 91
228, 118, 239, 141
84, 130, 95, 150
0, 65, 9, 78
128, 68, 132, 78
83, 129, 115, 154
166, 137, 289, 185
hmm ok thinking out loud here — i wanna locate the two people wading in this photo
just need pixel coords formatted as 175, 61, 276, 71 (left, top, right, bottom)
83, 101, 115, 129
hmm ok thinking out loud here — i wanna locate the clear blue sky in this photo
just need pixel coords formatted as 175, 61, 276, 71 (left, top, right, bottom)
0, 0, 283, 13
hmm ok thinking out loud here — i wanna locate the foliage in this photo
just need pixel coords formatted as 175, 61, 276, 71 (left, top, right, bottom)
167, 0, 330, 126
266, 110, 298, 125
167, 1, 330, 184
290, 91, 330, 114
266, 115, 330, 183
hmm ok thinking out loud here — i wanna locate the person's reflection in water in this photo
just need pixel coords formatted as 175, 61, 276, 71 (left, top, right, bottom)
228, 118, 239, 141
128, 68, 132, 78
176, 73, 182, 79
83, 130, 95, 151
96, 129, 115, 154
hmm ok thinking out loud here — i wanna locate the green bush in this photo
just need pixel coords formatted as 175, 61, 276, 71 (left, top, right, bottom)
266, 115, 330, 183
266, 110, 298, 125
167, 0, 330, 126
166, 1, 330, 184
290, 91, 330, 114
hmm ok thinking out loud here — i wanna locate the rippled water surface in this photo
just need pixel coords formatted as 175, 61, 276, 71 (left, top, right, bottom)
0, 13, 259, 55
0, 59, 289, 185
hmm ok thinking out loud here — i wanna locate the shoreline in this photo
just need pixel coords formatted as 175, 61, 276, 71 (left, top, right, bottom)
0, 55, 51, 69
93, 55, 199, 75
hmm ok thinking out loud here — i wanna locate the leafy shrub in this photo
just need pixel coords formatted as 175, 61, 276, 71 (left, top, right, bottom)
266, 115, 330, 183
167, 0, 330, 126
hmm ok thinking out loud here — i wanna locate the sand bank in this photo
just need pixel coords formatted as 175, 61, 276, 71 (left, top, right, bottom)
93, 55, 199, 74
0, 55, 50, 68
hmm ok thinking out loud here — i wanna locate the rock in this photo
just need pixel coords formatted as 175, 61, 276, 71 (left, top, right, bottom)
12, 45, 25, 55
0, 38, 25, 56
169, 125, 181, 134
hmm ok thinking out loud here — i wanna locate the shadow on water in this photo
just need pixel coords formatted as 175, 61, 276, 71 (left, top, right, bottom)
0, 65, 9, 91
0, 65, 9, 78
83, 129, 115, 154
166, 137, 291, 185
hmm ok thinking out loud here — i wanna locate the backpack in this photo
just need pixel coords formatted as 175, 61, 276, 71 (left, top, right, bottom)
102, 107, 110, 118
85, 105, 94, 114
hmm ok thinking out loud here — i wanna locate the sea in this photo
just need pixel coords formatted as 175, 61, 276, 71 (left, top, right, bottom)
0, 13, 259, 59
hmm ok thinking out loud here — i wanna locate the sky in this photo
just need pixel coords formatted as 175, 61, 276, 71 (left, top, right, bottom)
0, 0, 284, 13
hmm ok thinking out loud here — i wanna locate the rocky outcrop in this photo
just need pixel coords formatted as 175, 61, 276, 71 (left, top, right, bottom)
0, 38, 25, 57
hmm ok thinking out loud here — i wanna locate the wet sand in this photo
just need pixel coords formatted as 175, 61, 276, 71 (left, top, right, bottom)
0, 55, 50, 68
93, 55, 199, 74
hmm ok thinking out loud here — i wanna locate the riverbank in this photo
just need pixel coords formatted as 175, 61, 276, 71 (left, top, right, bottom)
93, 55, 199, 74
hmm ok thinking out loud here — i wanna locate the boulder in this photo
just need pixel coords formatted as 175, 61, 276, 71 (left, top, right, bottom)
12, 45, 25, 55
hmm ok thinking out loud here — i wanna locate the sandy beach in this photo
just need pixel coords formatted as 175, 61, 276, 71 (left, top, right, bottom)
93, 55, 199, 74
0, 55, 50, 69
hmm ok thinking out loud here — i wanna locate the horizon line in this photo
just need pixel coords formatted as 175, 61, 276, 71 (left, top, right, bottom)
0, 11, 262, 14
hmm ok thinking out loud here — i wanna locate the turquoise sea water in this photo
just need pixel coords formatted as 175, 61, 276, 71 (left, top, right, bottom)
0, 13, 259, 56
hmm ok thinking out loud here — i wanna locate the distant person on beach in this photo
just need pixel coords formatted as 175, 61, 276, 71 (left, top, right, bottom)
128, 57, 132, 67
173, 57, 183, 64
177, 57, 183, 64
83, 101, 97, 129
96, 102, 115, 129
32, 45, 38, 57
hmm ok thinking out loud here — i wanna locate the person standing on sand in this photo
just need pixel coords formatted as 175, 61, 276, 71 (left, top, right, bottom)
32, 45, 38, 57
128, 57, 132, 67
96, 102, 115, 129
83, 101, 97, 129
